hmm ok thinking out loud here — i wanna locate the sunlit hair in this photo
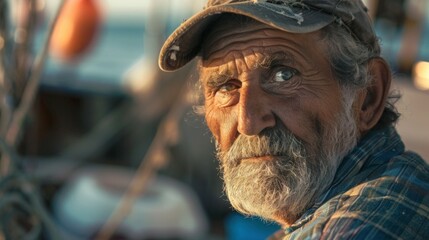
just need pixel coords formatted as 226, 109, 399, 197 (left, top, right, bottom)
319, 24, 400, 129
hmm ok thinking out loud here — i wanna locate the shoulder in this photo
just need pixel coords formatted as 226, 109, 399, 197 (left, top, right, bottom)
320, 151, 429, 239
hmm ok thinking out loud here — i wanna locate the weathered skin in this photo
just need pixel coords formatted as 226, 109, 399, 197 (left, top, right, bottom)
200, 22, 345, 159
197, 15, 392, 225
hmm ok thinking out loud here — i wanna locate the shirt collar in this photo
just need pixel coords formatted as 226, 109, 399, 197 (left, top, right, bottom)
284, 126, 405, 232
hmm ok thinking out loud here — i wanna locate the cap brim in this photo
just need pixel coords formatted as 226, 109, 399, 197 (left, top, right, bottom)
159, 2, 336, 72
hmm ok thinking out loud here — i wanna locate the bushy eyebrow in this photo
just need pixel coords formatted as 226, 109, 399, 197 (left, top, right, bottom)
258, 51, 295, 69
200, 51, 296, 88
201, 70, 233, 90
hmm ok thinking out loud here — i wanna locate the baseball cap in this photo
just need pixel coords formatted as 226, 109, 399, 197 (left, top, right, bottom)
159, 0, 377, 72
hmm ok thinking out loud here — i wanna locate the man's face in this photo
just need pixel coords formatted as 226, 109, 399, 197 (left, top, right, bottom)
199, 20, 359, 225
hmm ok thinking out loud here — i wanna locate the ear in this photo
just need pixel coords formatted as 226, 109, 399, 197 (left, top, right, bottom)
356, 57, 391, 134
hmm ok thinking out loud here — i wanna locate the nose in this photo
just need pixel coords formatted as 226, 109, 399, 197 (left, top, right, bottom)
237, 85, 276, 136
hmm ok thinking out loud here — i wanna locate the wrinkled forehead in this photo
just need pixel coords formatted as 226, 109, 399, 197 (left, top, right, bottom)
200, 15, 269, 59
200, 14, 326, 61
199, 15, 327, 71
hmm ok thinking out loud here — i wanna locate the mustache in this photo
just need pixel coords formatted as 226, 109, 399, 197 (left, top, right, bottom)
218, 124, 307, 165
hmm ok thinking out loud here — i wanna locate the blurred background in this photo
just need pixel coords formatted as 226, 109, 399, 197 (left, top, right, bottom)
0, 0, 428, 239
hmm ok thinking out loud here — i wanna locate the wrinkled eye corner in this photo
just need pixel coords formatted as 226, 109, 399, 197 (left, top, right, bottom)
216, 79, 241, 93
217, 80, 241, 93
274, 68, 298, 82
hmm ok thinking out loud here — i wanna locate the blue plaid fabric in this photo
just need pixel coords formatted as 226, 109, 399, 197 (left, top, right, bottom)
269, 127, 429, 239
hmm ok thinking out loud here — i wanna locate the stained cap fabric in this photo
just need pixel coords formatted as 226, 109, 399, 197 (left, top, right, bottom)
159, 0, 377, 72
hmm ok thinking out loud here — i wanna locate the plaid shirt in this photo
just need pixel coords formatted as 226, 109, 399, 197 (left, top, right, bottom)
269, 127, 429, 240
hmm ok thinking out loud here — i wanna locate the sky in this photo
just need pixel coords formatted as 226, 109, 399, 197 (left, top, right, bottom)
42, 0, 429, 22
44, 0, 205, 20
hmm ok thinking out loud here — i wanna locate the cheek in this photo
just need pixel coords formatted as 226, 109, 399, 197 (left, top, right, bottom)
205, 102, 238, 151
205, 110, 220, 142
273, 97, 323, 147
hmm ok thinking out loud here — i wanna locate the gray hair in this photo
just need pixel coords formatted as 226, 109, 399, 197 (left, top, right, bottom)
320, 24, 400, 128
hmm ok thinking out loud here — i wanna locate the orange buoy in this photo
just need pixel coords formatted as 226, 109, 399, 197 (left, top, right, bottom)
50, 0, 101, 61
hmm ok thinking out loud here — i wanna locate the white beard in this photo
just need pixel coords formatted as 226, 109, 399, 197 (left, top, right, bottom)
218, 91, 359, 223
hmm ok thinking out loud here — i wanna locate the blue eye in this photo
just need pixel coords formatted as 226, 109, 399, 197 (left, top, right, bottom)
274, 68, 296, 82
217, 80, 241, 93
218, 83, 237, 92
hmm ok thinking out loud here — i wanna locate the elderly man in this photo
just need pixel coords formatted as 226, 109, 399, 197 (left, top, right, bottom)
159, 0, 429, 239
